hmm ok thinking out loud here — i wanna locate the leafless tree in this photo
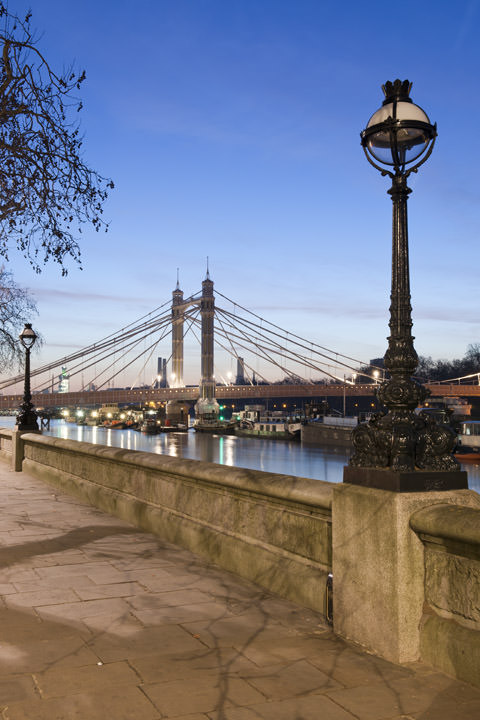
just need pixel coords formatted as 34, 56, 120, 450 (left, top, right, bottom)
0, 265, 38, 368
0, 4, 113, 274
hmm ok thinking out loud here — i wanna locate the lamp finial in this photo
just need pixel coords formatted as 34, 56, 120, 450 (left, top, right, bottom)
381, 79, 412, 104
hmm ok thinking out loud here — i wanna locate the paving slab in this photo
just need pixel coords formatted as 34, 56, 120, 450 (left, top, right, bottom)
1, 462, 480, 719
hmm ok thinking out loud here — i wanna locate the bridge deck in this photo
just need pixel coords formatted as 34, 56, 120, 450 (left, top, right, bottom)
1, 383, 478, 410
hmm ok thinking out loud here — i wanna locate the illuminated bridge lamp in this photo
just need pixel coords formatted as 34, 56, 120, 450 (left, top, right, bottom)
345, 80, 467, 491
16, 323, 39, 432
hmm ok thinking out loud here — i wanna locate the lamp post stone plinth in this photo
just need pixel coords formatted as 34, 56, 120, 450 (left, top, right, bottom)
344, 80, 467, 492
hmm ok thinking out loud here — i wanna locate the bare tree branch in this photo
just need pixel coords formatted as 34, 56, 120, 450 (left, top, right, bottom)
0, 264, 39, 369
0, 5, 114, 274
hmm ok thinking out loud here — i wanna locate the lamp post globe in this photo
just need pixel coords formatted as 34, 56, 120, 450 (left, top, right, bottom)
345, 80, 466, 491
361, 79, 436, 173
16, 323, 40, 432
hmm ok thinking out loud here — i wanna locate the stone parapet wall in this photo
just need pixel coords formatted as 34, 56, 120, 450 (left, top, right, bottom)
3, 426, 480, 688
410, 503, 480, 687
0, 427, 12, 462
17, 432, 333, 616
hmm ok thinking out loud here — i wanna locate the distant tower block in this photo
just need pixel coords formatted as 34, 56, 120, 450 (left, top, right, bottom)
171, 275, 184, 388
236, 357, 245, 385
157, 357, 167, 388
195, 269, 220, 419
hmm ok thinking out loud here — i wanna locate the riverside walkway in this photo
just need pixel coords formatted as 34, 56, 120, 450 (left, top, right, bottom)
1, 464, 480, 720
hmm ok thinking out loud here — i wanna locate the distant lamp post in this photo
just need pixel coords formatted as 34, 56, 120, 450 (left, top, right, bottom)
346, 80, 466, 491
16, 323, 40, 432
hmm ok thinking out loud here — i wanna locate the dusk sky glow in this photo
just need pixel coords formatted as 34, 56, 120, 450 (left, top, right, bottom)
5, 0, 480, 387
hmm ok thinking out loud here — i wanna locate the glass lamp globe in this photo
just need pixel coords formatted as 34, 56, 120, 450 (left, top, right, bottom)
19, 323, 37, 350
361, 80, 436, 171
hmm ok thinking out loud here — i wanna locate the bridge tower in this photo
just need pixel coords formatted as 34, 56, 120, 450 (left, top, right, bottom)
166, 275, 189, 425
171, 274, 184, 388
195, 269, 220, 420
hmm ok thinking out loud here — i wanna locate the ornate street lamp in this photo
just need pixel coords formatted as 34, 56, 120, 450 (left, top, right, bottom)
16, 323, 40, 432
344, 80, 467, 491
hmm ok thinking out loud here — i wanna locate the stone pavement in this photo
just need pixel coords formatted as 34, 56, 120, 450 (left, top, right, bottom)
1, 464, 480, 720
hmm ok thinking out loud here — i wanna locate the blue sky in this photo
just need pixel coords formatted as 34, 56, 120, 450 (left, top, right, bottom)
6, 0, 480, 386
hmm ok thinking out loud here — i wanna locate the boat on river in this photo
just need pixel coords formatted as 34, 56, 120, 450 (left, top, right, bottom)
235, 407, 301, 441
140, 418, 160, 434
103, 420, 126, 429
194, 418, 237, 435
159, 423, 189, 433
301, 415, 358, 447
455, 420, 480, 463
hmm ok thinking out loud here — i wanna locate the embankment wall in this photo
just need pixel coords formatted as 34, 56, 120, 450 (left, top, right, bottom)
2, 427, 479, 688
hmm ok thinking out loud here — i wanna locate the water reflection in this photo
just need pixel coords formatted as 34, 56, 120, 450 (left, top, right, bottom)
1, 417, 478, 492
44, 421, 351, 481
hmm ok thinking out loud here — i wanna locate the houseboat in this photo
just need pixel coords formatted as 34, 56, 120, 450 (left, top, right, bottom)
235, 406, 301, 441
194, 417, 237, 434
301, 414, 358, 447
455, 420, 480, 463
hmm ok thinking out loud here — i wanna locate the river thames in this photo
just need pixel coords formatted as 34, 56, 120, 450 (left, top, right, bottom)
4, 418, 478, 493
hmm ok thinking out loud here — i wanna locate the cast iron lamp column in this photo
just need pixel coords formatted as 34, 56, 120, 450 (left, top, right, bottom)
16, 323, 40, 432
345, 80, 466, 491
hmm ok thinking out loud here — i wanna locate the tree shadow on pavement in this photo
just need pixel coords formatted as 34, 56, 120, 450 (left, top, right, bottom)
0, 525, 138, 568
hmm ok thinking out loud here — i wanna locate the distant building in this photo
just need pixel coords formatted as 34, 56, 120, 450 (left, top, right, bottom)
58, 366, 69, 393
235, 357, 246, 385
156, 357, 168, 388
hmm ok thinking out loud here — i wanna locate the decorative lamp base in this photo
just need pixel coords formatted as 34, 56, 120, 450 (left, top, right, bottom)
343, 466, 468, 493
15, 406, 40, 434
15, 424, 40, 433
